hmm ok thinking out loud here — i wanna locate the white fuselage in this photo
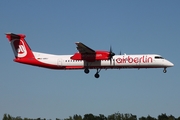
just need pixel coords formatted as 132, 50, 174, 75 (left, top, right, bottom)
32, 52, 173, 69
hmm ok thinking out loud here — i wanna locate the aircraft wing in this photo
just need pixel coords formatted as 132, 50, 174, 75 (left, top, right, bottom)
75, 42, 95, 54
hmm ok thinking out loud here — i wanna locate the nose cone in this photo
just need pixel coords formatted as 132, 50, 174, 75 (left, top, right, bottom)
167, 61, 174, 67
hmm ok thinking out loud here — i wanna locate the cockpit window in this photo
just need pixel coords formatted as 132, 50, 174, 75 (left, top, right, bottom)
155, 56, 164, 59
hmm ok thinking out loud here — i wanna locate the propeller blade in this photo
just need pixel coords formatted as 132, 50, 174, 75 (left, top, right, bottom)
110, 46, 112, 53
110, 58, 112, 65
109, 46, 115, 65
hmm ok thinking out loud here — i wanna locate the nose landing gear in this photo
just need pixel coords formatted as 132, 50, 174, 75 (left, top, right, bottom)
163, 68, 167, 73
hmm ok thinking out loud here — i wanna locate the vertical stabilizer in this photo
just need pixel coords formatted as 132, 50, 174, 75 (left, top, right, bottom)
6, 33, 35, 64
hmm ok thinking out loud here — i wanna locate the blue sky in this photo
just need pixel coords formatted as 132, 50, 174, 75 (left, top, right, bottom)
0, 0, 180, 119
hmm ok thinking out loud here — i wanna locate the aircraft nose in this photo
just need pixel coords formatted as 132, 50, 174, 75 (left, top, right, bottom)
170, 62, 174, 67
167, 61, 174, 67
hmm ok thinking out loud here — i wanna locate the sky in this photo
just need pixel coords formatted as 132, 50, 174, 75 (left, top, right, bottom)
0, 0, 180, 119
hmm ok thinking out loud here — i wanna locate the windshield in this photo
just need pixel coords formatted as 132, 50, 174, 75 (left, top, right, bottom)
154, 56, 164, 59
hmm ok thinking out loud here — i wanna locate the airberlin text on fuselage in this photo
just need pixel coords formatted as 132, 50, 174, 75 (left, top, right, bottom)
116, 56, 153, 64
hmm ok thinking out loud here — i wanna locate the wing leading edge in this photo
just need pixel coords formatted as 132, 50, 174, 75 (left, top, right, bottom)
75, 42, 95, 54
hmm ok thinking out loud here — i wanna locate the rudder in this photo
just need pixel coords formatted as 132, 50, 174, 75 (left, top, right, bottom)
6, 33, 34, 59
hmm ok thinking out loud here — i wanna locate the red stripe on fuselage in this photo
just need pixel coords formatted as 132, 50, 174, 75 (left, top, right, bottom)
14, 58, 65, 69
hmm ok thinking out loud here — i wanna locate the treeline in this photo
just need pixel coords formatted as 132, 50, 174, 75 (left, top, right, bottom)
3, 113, 180, 120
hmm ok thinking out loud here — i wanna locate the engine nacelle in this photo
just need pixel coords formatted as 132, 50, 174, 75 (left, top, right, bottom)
71, 51, 110, 62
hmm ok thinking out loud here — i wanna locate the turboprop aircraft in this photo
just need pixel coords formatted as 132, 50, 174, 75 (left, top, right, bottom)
6, 33, 174, 78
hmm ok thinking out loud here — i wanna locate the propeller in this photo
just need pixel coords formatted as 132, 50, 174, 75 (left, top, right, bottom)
119, 51, 121, 55
108, 46, 115, 65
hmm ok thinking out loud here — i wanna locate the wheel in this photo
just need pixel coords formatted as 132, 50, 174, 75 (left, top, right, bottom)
163, 69, 167, 73
84, 68, 89, 74
94, 73, 100, 78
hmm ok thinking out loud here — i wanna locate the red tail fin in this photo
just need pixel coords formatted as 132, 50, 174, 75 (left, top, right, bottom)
6, 33, 35, 60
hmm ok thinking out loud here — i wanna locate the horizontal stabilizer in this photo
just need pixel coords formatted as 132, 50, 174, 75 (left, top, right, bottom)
6, 33, 26, 42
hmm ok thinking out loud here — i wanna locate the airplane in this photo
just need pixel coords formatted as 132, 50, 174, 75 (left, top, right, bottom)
6, 33, 174, 78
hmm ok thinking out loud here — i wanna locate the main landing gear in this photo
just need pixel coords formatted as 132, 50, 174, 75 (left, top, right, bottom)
84, 68, 101, 78
163, 68, 167, 73
94, 69, 101, 78
84, 68, 89, 74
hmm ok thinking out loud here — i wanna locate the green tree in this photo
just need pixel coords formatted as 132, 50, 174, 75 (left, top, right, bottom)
73, 114, 83, 120
14, 116, 22, 120
122, 113, 137, 120
24, 118, 30, 120
168, 115, 175, 120
108, 112, 121, 120
3, 114, 8, 120
107, 114, 115, 120
139, 115, 157, 120
64, 116, 73, 120
176, 117, 180, 120
7, 114, 12, 120
98, 114, 107, 120
147, 115, 157, 120
139, 116, 147, 120
158, 114, 168, 120
83, 114, 95, 120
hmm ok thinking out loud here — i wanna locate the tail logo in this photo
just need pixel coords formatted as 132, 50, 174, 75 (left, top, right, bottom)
11, 39, 27, 57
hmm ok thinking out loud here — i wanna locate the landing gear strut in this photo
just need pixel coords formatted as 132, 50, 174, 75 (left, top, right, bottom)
83, 61, 101, 78
94, 69, 101, 78
163, 68, 167, 73
84, 62, 90, 74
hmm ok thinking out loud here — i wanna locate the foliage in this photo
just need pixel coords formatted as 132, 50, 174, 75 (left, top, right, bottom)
2, 113, 180, 120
